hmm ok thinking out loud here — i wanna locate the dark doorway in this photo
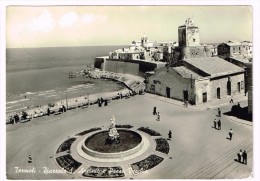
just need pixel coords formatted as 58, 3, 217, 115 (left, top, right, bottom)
217, 87, 221, 99
166, 87, 171, 98
151, 84, 155, 93
237, 82, 241, 93
227, 80, 231, 95
183, 90, 188, 102
203, 92, 207, 103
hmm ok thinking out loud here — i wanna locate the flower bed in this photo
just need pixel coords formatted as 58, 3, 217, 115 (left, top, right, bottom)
155, 138, 170, 154
130, 154, 164, 174
137, 127, 161, 136
115, 124, 133, 129
82, 166, 125, 178
75, 127, 101, 136
56, 154, 82, 173
56, 138, 76, 153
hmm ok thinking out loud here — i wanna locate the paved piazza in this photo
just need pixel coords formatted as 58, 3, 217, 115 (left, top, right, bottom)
6, 94, 253, 179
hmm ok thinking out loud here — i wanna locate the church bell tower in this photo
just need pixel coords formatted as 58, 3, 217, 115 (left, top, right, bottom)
178, 18, 200, 47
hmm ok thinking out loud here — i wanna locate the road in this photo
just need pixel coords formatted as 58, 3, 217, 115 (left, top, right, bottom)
6, 93, 253, 179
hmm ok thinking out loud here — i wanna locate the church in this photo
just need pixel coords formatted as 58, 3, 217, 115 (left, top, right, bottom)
145, 18, 245, 105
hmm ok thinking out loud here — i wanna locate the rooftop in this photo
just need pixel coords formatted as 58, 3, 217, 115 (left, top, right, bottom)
184, 57, 244, 77
172, 66, 203, 79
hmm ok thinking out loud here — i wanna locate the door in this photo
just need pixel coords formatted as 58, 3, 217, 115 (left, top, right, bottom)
217, 87, 221, 99
203, 92, 207, 103
166, 87, 171, 98
183, 90, 188, 102
237, 82, 241, 93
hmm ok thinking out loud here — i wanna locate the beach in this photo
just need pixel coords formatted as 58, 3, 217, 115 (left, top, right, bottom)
6, 46, 126, 115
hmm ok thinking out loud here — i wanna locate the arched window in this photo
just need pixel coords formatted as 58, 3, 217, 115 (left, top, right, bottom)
227, 80, 231, 95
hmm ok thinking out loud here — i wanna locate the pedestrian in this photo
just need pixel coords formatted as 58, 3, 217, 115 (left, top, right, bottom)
168, 130, 172, 140
156, 112, 160, 121
237, 151, 241, 163
62, 105, 66, 112
242, 150, 247, 165
153, 107, 157, 115
218, 108, 221, 117
213, 118, 217, 129
47, 107, 50, 116
28, 155, 32, 163
217, 119, 221, 130
230, 97, 234, 103
229, 129, 233, 140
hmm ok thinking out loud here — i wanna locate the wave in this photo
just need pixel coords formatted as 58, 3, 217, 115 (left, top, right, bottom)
6, 99, 29, 104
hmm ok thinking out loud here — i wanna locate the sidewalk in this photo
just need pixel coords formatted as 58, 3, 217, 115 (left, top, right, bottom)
146, 93, 248, 111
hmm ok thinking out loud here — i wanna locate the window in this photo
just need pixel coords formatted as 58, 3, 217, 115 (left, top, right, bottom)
193, 38, 196, 42
241, 81, 244, 89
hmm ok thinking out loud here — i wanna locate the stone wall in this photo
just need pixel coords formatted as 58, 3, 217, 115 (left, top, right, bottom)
146, 68, 196, 103
182, 46, 208, 59
104, 60, 139, 76
194, 78, 211, 104
210, 73, 244, 100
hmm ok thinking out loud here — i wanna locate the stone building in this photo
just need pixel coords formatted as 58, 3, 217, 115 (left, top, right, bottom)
217, 40, 252, 59
146, 57, 244, 105
146, 18, 245, 105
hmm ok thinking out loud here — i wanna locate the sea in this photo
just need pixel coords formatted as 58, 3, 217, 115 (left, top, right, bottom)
6, 45, 126, 114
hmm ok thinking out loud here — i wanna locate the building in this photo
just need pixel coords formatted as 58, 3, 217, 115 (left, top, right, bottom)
94, 35, 171, 77
146, 18, 245, 105
217, 40, 252, 59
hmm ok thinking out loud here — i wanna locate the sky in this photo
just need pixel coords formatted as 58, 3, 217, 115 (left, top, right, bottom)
6, 6, 252, 48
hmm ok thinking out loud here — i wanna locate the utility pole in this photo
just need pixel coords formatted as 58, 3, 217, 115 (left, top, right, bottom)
66, 91, 68, 109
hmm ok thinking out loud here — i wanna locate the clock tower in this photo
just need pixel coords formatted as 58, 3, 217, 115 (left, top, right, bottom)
178, 18, 200, 47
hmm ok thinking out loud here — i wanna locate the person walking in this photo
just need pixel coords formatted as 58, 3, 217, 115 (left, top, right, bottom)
28, 155, 32, 163
237, 151, 241, 163
168, 130, 172, 140
230, 97, 234, 103
229, 129, 233, 140
217, 119, 221, 130
218, 108, 221, 117
213, 118, 217, 129
153, 107, 157, 115
242, 150, 247, 165
156, 112, 160, 121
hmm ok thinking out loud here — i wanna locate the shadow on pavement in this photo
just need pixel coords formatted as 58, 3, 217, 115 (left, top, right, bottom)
224, 105, 252, 122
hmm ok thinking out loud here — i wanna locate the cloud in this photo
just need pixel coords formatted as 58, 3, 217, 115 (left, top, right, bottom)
59, 12, 79, 28
28, 10, 54, 32
81, 14, 107, 25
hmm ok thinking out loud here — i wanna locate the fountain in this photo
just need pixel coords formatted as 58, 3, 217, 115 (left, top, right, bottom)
107, 116, 120, 144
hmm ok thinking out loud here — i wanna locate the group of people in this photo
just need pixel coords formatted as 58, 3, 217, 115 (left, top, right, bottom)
237, 149, 248, 165
214, 108, 235, 141
213, 118, 222, 130
8, 111, 28, 124
97, 97, 109, 107
153, 107, 160, 121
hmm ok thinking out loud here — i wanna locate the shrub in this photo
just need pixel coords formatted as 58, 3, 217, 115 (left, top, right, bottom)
130, 154, 164, 174
137, 127, 161, 136
155, 138, 170, 154
56, 138, 76, 153
56, 154, 82, 173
